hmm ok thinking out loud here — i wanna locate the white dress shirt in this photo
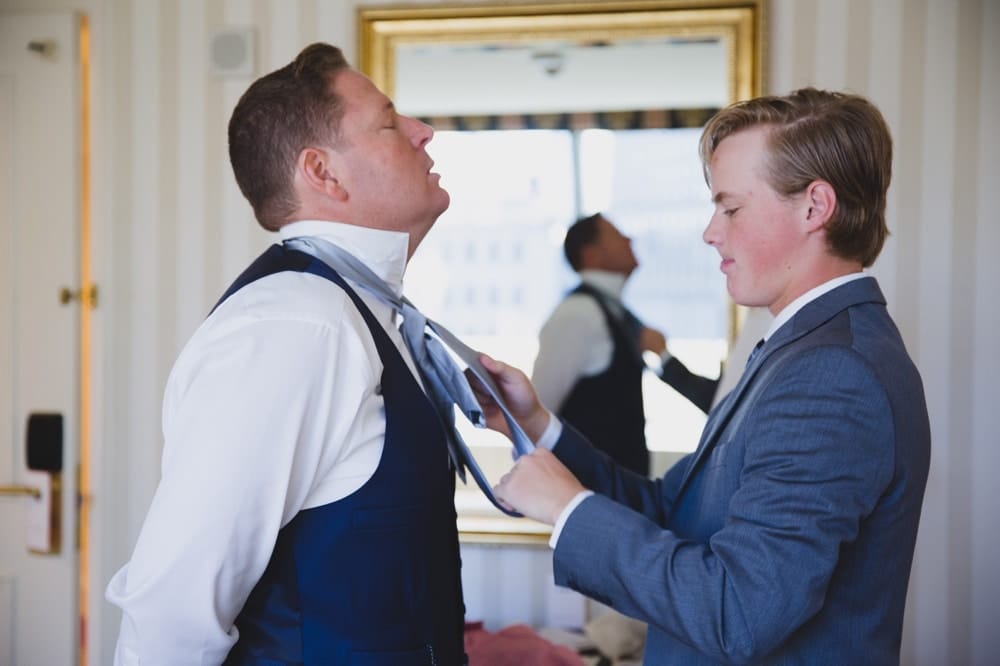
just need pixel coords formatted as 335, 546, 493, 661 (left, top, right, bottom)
531, 270, 630, 412
105, 220, 422, 665
764, 272, 867, 341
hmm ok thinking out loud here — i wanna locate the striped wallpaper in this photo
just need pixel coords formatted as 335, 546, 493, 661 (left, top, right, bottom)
3, 0, 993, 663
771, 5, 1000, 663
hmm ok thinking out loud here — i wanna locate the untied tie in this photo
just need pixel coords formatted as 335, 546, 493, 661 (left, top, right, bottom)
285, 236, 533, 517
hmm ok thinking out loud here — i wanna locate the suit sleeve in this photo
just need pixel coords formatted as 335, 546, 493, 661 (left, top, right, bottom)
553, 423, 693, 532
552, 347, 895, 662
659, 356, 720, 414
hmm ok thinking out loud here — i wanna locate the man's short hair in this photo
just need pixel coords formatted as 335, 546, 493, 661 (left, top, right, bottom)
563, 213, 605, 272
228, 43, 350, 231
699, 87, 892, 267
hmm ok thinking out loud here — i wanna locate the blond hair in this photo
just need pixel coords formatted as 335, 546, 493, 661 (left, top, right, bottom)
700, 88, 892, 267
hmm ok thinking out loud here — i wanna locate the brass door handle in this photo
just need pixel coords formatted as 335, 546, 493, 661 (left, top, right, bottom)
0, 484, 42, 499
1, 477, 60, 554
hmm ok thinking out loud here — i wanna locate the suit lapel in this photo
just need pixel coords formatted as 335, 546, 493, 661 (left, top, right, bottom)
674, 343, 772, 494
673, 277, 886, 496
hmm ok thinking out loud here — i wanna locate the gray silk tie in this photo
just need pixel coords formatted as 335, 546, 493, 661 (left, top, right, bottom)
284, 236, 533, 516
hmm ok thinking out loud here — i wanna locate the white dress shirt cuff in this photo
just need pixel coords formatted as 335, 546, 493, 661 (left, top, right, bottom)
548, 490, 594, 549
535, 410, 563, 450
658, 347, 673, 368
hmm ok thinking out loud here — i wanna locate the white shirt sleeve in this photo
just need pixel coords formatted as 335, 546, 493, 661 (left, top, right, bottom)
534, 410, 563, 451
548, 490, 595, 548
531, 294, 613, 412
106, 276, 381, 665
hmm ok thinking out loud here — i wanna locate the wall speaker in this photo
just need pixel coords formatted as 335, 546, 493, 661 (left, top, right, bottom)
209, 28, 255, 78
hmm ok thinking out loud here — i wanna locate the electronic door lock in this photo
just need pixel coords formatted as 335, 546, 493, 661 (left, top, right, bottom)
0, 413, 63, 554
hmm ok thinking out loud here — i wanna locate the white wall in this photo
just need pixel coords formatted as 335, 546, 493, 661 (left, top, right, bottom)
2, 0, 996, 664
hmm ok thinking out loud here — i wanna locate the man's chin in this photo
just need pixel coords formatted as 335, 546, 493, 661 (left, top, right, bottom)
436, 188, 451, 212
428, 196, 450, 222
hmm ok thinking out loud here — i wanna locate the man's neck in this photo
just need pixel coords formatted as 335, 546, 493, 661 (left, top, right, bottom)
766, 271, 868, 340
578, 269, 628, 299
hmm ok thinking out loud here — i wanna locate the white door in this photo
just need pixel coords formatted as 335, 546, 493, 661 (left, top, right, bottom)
0, 12, 81, 666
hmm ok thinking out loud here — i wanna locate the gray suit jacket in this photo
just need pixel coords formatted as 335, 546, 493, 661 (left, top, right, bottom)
552, 277, 930, 664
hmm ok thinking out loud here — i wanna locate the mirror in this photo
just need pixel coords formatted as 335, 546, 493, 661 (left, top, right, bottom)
357, 1, 764, 544
359, 2, 762, 112
393, 36, 731, 117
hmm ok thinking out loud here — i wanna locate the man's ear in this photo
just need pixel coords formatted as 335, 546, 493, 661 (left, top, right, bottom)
804, 180, 837, 233
298, 147, 347, 201
578, 243, 601, 270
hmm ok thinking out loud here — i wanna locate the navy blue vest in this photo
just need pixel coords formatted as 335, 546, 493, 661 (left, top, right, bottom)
557, 284, 648, 476
219, 244, 466, 665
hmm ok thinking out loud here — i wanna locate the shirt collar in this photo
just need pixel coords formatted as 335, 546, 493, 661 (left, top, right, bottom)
578, 269, 628, 299
765, 272, 868, 340
279, 220, 410, 297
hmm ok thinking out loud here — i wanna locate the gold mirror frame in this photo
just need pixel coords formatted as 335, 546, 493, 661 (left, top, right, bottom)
356, 1, 765, 544
358, 1, 764, 111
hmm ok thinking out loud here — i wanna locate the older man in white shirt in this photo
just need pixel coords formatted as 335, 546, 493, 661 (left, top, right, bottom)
106, 43, 467, 665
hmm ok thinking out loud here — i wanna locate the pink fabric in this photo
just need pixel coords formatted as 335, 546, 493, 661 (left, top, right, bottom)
464, 623, 585, 666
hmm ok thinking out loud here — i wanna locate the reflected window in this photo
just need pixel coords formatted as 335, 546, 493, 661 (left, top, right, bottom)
407, 128, 727, 453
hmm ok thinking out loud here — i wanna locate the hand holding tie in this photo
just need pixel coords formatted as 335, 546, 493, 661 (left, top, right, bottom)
284, 236, 534, 516
639, 326, 667, 356
468, 354, 552, 443
493, 448, 585, 526
471, 354, 584, 525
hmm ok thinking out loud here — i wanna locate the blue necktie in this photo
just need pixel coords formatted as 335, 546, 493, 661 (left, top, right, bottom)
745, 339, 765, 368
284, 236, 533, 517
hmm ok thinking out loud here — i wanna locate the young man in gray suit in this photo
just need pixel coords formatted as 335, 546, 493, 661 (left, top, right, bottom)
477, 88, 930, 664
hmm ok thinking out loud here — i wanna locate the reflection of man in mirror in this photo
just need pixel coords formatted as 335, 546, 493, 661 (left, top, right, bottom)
531, 213, 719, 477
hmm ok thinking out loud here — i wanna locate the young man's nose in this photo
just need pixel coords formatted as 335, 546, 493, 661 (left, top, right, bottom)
702, 214, 721, 246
